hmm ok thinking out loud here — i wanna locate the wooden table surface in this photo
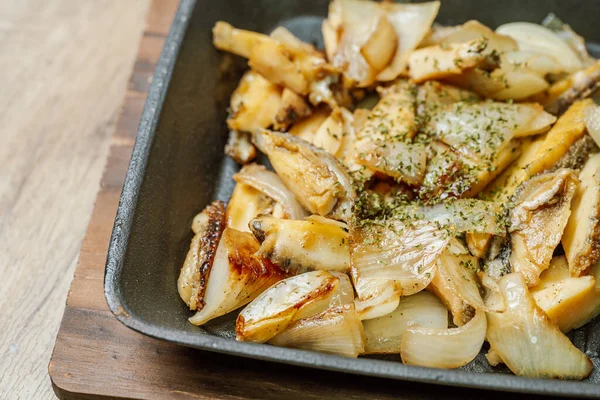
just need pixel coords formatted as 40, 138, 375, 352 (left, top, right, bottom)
0, 0, 151, 398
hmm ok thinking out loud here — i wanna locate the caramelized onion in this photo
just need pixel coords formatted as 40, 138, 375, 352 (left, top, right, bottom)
236, 271, 339, 343
233, 163, 307, 220
269, 304, 365, 357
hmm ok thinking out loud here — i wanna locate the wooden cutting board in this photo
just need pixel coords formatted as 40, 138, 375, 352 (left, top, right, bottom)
48, 1, 548, 399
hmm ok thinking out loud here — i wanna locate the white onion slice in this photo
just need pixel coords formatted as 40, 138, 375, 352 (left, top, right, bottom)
353, 278, 400, 320
329, 271, 355, 307
351, 221, 449, 296
584, 104, 600, 148
376, 1, 440, 81
236, 271, 339, 343
269, 304, 365, 357
417, 199, 503, 235
400, 310, 486, 369
426, 102, 554, 162
363, 291, 448, 354
357, 141, 427, 185
188, 228, 285, 326
496, 22, 582, 73
233, 163, 307, 220
485, 273, 593, 379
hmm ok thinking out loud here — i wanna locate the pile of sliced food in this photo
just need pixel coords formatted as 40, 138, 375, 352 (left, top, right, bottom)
178, 0, 600, 379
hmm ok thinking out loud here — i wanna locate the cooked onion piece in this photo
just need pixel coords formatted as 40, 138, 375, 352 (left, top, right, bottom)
227, 71, 282, 133
509, 169, 578, 286
236, 271, 339, 342
226, 182, 284, 233
233, 163, 308, 220
351, 220, 449, 299
461, 139, 522, 198
312, 107, 345, 156
328, 271, 355, 307
289, 106, 330, 143
360, 15, 398, 71
269, 304, 365, 357
429, 246, 488, 326
353, 81, 427, 184
441, 20, 518, 53
357, 141, 427, 186
417, 199, 504, 235
249, 215, 350, 274
352, 277, 401, 320
532, 256, 597, 333
408, 39, 490, 83
329, 0, 384, 86
253, 129, 355, 221
496, 22, 583, 73
485, 273, 593, 379
376, 1, 440, 81
562, 153, 600, 276
189, 228, 286, 326
179, 201, 226, 308
425, 101, 555, 163
543, 13, 596, 67
363, 291, 448, 354
400, 310, 486, 369
358, 80, 418, 142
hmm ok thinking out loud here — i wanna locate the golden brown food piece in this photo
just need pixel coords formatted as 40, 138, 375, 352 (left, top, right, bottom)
509, 169, 578, 286
441, 20, 518, 53
225, 130, 256, 164
408, 38, 491, 83
531, 256, 598, 333
250, 215, 350, 274
249, 40, 309, 95
213, 21, 269, 58
426, 102, 553, 164
236, 270, 340, 342
269, 304, 365, 357
273, 88, 312, 131
539, 61, 600, 116
466, 232, 492, 259
253, 129, 356, 221
562, 153, 600, 276
189, 228, 286, 326
461, 139, 522, 198
289, 106, 330, 143
483, 101, 592, 203
525, 99, 593, 176
428, 249, 479, 326
227, 71, 282, 132
178, 201, 226, 310
225, 183, 283, 233
551, 134, 599, 171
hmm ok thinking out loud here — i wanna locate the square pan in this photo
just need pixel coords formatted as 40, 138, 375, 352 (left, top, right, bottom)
105, 0, 600, 397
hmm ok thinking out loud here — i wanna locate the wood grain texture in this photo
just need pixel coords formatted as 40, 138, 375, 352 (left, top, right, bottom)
42, 2, 560, 399
0, 0, 150, 399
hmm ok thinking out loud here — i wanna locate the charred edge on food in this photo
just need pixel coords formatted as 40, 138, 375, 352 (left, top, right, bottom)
193, 200, 227, 310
